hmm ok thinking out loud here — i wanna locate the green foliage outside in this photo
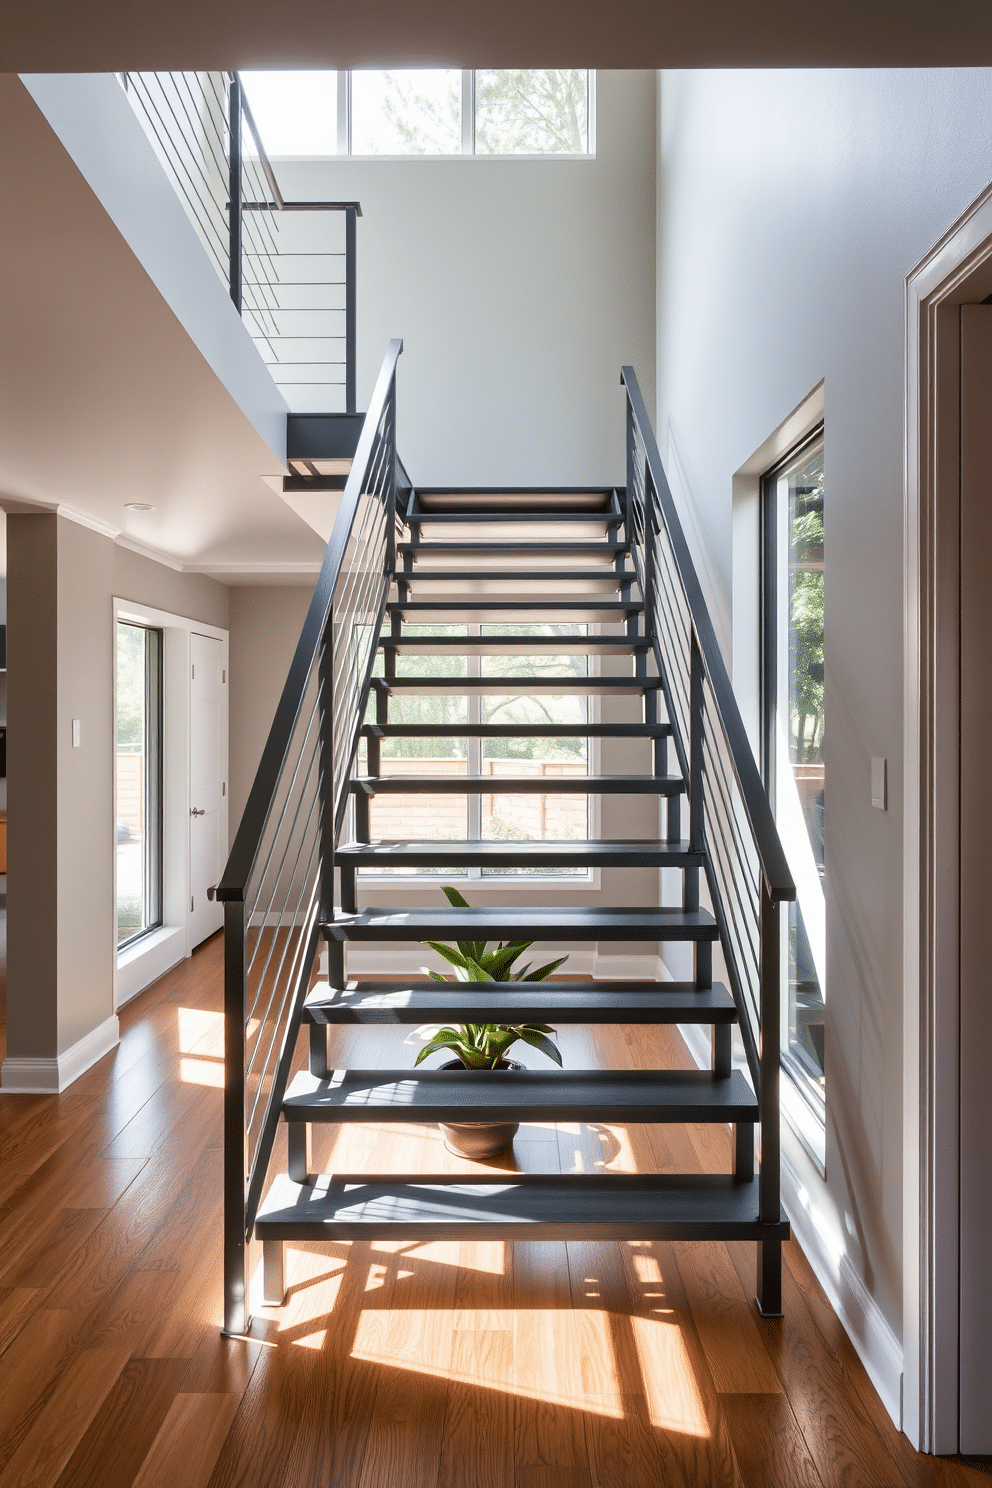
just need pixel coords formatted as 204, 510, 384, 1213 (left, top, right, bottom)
377, 70, 588, 156
116, 622, 146, 752
788, 456, 824, 764
416, 886, 565, 1069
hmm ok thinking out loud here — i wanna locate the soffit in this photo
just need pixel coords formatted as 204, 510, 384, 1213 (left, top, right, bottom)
0, 76, 326, 581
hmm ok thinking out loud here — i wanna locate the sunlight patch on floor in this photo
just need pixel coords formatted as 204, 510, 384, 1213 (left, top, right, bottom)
178, 1006, 224, 1055
179, 1056, 224, 1086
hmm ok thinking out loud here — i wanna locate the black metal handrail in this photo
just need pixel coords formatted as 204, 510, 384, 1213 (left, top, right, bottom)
622, 369, 793, 901
219, 339, 402, 1335
622, 368, 793, 1303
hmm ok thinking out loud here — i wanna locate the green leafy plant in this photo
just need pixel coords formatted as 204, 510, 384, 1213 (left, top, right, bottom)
416, 886, 566, 1069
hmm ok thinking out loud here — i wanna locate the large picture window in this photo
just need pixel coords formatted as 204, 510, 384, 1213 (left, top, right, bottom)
360, 623, 592, 879
240, 71, 593, 158
761, 431, 825, 1125
116, 622, 164, 947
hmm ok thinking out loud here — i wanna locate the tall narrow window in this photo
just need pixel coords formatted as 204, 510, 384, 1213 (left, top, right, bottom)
762, 432, 825, 1123
116, 623, 163, 947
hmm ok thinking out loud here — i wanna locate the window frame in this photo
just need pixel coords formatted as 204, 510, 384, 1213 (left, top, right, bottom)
357, 621, 601, 885
115, 620, 164, 952
760, 423, 827, 1145
246, 69, 595, 160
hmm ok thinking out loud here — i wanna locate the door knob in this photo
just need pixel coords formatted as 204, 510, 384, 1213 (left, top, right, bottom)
190, 807, 206, 817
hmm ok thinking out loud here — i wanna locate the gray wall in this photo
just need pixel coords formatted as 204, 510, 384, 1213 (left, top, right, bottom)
5, 514, 228, 1061
656, 68, 992, 1347
275, 70, 658, 487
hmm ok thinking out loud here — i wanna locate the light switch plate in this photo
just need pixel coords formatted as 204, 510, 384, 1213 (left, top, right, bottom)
871, 755, 886, 810
72, 719, 81, 749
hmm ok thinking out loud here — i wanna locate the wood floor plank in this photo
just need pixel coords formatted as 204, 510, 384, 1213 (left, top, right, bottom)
0, 1308, 81, 1472
674, 1240, 783, 1395
53, 1356, 191, 1488
720, 1393, 825, 1488
512, 1240, 591, 1488
0, 1347, 129, 1488
0, 1285, 41, 1359
438, 1240, 515, 1488
2, 1208, 111, 1290
130, 1393, 242, 1488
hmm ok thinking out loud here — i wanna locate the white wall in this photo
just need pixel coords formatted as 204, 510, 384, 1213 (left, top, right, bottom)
273, 71, 658, 486
656, 67, 992, 1412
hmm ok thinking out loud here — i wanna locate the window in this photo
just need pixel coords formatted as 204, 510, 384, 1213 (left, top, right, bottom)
116, 623, 164, 947
761, 432, 825, 1123
359, 623, 593, 879
240, 71, 594, 158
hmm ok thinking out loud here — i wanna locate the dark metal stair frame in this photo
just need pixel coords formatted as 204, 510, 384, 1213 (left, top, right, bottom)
218, 351, 795, 1338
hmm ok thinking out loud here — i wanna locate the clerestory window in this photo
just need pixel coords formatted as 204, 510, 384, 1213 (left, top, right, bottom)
239, 71, 594, 158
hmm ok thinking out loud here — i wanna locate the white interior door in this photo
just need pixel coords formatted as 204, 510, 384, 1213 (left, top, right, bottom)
189, 632, 226, 949
958, 303, 992, 1453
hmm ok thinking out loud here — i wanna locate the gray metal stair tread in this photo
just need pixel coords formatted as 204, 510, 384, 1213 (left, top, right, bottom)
361, 723, 672, 738
397, 542, 628, 554
256, 1173, 788, 1242
303, 979, 737, 1025
386, 600, 642, 612
335, 838, 699, 866
395, 570, 635, 583
349, 775, 684, 796
378, 638, 652, 654
281, 1067, 756, 1123
325, 906, 719, 942
406, 511, 623, 524
371, 677, 661, 693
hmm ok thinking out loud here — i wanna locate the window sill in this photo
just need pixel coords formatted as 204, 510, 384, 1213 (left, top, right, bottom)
781, 1071, 826, 1175
116, 924, 185, 1007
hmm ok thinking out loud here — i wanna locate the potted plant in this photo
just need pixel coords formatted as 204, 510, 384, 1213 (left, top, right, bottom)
418, 886, 567, 1159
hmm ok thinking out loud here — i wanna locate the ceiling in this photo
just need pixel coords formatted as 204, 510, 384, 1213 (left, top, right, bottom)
0, 75, 326, 582
2, 0, 990, 70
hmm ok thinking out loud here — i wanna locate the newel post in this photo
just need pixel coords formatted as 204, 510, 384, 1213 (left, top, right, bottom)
757, 876, 783, 1316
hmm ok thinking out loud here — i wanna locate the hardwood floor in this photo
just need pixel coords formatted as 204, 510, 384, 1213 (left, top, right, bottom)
1, 930, 990, 1487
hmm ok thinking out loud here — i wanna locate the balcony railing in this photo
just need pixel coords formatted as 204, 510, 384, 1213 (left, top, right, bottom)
118, 71, 360, 413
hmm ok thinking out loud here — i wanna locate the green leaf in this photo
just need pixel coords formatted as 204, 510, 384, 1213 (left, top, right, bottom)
427, 969, 448, 983
442, 885, 471, 910
486, 940, 534, 980
524, 957, 569, 982
423, 940, 473, 972
515, 1028, 563, 1065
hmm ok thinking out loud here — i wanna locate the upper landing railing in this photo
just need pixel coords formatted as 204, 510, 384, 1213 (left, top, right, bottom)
119, 71, 360, 413
621, 366, 795, 1243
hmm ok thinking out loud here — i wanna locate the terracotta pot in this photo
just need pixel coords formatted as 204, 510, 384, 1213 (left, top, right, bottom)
438, 1058, 522, 1160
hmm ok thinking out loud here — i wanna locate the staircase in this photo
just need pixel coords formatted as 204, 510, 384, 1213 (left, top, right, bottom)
217, 340, 794, 1336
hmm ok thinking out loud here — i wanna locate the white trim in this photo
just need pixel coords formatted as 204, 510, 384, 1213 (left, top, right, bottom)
782, 1149, 904, 1429
115, 534, 186, 571
1, 1015, 120, 1093
903, 181, 992, 1454
116, 925, 185, 1006
338, 946, 669, 979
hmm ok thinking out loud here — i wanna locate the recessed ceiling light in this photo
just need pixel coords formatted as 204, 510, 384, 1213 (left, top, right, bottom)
124, 502, 155, 511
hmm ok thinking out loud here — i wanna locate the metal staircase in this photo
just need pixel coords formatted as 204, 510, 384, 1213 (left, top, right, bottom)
217, 339, 795, 1336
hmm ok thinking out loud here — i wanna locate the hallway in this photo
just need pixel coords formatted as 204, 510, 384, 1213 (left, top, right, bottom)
0, 935, 989, 1487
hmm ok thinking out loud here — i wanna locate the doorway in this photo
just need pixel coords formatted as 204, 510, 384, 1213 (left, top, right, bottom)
114, 602, 228, 1006
905, 187, 992, 1455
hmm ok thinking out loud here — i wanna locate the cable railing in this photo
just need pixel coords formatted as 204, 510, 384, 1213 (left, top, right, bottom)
216, 339, 402, 1336
118, 71, 360, 413
621, 366, 795, 1275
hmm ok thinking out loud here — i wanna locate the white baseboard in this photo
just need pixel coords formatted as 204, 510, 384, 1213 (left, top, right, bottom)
1, 1014, 120, 1093
781, 1150, 904, 1428
335, 946, 663, 980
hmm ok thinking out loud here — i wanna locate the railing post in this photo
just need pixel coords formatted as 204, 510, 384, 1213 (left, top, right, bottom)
757, 877, 783, 1316
345, 205, 357, 415
228, 74, 243, 313
624, 390, 634, 545
223, 897, 248, 1335
318, 618, 335, 928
